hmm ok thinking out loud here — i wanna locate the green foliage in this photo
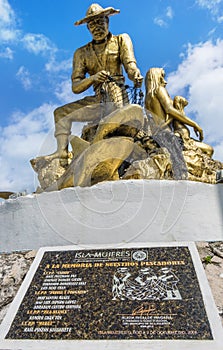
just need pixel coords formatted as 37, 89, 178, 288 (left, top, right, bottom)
203, 255, 213, 264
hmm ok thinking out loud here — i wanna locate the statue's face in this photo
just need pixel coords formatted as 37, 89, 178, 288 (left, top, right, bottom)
87, 16, 109, 41
160, 69, 167, 87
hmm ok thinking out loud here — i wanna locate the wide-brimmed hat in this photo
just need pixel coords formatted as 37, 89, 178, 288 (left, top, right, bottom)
75, 3, 120, 26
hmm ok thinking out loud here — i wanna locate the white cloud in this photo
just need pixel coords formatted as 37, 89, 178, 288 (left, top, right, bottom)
167, 39, 223, 161
0, 1, 71, 81
22, 33, 57, 56
154, 17, 167, 27
55, 80, 75, 104
196, 0, 223, 22
196, 0, 222, 13
16, 66, 32, 90
168, 40, 223, 93
154, 6, 174, 27
45, 57, 72, 73
0, 46, 13, 59
0, 0, 20, 42
0, 96, 90, 193
166, 6, 174, 19
0, 0, 14, 23
213, 141, 223, 160
0, 28, 20, 42
0, 1, 60, 67
208, 27, 217, 36
3, 104, 55, 139
0, 103, 57, 193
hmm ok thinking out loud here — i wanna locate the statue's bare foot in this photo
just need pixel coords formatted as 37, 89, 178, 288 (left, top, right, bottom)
41, 150, 68, 161
30, 150, 68, 173
33, 150, 68, 165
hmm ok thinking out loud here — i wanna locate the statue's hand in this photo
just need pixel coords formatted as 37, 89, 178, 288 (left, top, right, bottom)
194, 124, 203, 141
92, 70, 110, 83
133, 70, 143, 88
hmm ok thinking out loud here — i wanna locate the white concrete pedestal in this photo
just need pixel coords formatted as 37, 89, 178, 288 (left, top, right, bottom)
1, 180, 223, 252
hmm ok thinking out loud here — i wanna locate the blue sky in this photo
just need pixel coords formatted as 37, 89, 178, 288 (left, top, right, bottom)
1, 0, 223, 192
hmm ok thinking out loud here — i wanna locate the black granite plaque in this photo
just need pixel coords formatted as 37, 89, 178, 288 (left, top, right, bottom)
6, 246, 213, 340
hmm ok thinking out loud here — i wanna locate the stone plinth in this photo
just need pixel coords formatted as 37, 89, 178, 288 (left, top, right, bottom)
0, 180, 223, 252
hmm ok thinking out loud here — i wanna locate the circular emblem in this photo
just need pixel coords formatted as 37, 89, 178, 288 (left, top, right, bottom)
132, 250, 147, 261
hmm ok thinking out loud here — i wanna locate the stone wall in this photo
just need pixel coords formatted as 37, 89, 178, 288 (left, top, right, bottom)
0, 251, 36, 323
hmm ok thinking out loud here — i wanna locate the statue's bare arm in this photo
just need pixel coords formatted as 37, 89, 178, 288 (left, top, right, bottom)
126, 62, 143, 87
72, 70, 110, 94
158, 86, 203, 141
71, 47, 111, 94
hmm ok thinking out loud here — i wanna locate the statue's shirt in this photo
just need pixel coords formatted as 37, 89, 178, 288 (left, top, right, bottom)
71, 33, 137, 91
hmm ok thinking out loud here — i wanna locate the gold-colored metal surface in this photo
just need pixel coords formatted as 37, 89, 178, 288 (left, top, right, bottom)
30, 6, 223, 191
0, 192, 14, 200
145, 68, 203, 141
173, 95, 213, 157
38, 3, 143, 162
144, 67, 222, 184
